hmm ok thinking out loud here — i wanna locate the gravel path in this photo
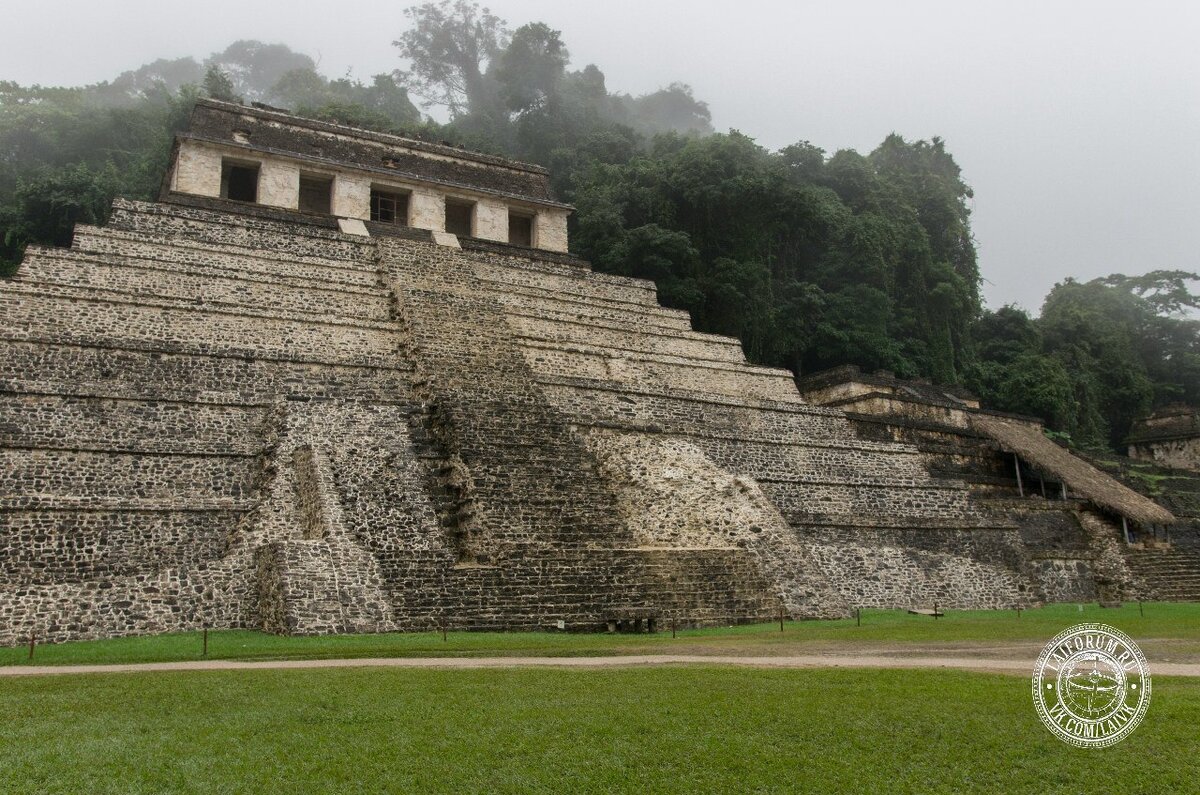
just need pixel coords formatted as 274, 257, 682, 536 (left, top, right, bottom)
3, 654, 1199, 678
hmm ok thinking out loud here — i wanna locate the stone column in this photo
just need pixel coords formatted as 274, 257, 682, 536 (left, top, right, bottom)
172, 142, 222, 197
473, 198, 508, 242
535, 209, 570, 252
333, 174, 371, 220
258, 159, 300, 210
410, 189, 446, 233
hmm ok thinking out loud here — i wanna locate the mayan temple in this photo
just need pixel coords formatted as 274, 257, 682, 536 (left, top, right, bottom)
1, 99, 1188, 645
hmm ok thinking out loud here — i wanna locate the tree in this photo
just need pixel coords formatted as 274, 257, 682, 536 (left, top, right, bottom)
1, 162, 119, 270
495, 23, 569, 115
393, 0, 509, 117
202, 65, 240, 103
95, 57, 204, 106
204, 41, 315, 103
613, 83, 713, 137
270, 69, 421, 130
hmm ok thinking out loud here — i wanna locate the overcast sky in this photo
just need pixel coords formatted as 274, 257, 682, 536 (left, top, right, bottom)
3, 0, 1197, 312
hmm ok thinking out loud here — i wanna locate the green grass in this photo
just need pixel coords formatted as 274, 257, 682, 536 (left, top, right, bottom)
3, 602, 1198, 667
0, 666, 1196, 793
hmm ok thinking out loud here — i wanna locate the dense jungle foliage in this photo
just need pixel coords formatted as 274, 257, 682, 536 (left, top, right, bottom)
2, 1, 1196, 451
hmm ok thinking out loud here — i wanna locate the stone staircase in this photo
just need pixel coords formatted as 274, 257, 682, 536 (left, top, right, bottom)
384, 238, 796, 626
1125, 546, 1200, 601
381, 237, 1029, 612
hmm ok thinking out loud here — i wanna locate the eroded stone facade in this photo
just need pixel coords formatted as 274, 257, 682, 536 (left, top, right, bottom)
166, 100, 571, 252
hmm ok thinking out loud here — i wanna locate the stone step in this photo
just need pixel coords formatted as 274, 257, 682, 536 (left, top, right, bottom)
573, 419, 932, 465
107, 198, 375, 264
1, 285, 403, 369
0, 393, 267, 455
762, 479, 977, 524
21, 247, 391, 322
532, 376, 856, 444
692, 436, 939, 485
0, 344, 413, 406
72, 227, 380, 288
0, 509, 238, 586
0, 448, 258, 507
451, 243, 662, 308
394, 252, 658, 309
489, 285, 693, 332
506, 312, 746, 365
518, 339, 802, 404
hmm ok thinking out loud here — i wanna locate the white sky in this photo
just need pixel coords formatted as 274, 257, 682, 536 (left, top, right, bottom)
3, 0, 1198, 313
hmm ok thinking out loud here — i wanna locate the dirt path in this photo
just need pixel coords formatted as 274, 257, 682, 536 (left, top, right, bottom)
3, 654, 1199, 678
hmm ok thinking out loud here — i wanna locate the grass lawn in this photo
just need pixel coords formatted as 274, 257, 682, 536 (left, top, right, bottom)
2, 601, 1198, 667
0, 666, 1196, 794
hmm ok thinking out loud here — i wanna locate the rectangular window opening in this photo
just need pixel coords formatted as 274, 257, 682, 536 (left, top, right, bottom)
445, 198, 475, 238
299, 173, 333, 215
508, 211, 533, 247
370, 188, 410, 225
221, 159, 259, 203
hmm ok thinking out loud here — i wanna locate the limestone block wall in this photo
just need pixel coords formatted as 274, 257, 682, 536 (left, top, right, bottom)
71, 225, 381, 289
18, 247, 391, 323
1032, 558, 1099, 603
0, 511, 233, 587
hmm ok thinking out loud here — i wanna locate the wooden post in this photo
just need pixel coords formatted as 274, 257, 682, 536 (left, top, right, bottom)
1013, 454, 1024, 497
442, 621, 447, 642
856, 608, 861, 627
1039, 475, 1046, 498
934, 602, 939, 620
202, 627, 208, 658
1061, 482, 1067, 500
671, 618, 676, 639
1139, 600, 1144, 617
28, 633, 35, 661
1122, 516, 1131, 544
1017, 606, 1021, 619
779, 603, 785, 632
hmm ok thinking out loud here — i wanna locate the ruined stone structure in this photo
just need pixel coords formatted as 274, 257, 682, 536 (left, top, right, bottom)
1127, 406, 1200, 472
2, 101, 1187, 646
797, 365, 1199, 604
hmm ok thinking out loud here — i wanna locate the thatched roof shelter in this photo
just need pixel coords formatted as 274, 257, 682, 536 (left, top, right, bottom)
971, 416, 1175, 526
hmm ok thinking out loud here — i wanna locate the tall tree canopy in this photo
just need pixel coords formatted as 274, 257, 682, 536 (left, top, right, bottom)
967, 272, 1200, 450
393, 0, 509, 118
